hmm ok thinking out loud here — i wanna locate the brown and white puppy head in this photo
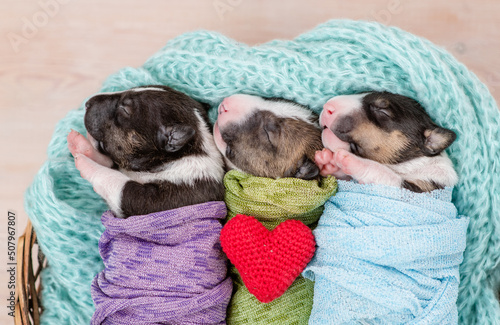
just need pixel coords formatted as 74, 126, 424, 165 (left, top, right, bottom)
320, 91, 456, 165
213, 94, 323, 180
84, 86, 219, 174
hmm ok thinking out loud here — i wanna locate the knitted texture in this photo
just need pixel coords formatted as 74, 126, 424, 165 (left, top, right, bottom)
91, 202, 232, 325
23, 20, 500, 325
303, 180, 469, 324
223, 170, 337, 324
220, 214, 316, 303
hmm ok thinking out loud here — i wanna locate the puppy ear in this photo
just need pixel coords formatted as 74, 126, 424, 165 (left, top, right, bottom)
264, 119, 281, 146
157, 125, 196, 152
285, 157, 320, 180
423, 127, 456, 155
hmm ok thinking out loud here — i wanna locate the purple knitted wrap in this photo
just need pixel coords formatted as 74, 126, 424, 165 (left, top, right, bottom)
90, 201, 232, 325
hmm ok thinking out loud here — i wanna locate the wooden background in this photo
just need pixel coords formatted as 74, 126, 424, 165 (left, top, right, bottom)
1, 0, 499, 322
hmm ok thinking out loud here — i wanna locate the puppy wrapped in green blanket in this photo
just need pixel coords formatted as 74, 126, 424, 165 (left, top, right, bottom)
224, 170, 337, 324
213, 94, 337, 324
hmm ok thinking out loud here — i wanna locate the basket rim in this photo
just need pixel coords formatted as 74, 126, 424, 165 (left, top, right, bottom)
15, 221, 45, 325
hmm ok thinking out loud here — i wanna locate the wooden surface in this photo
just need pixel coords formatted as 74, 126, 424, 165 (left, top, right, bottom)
1, 1, 499, 322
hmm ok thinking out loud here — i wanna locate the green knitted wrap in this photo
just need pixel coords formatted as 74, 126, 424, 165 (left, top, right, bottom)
223, 170, 338, 324
24, 20, 500, 325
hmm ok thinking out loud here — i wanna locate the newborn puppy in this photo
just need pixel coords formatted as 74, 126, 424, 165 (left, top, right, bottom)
67, 85, 225, 217
213, 94, 323, 179
317, 91, 458, 192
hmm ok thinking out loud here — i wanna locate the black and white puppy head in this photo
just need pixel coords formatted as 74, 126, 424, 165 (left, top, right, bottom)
213, 94, 323, 180
84, 86, 212, 172
320, 91, 456, 164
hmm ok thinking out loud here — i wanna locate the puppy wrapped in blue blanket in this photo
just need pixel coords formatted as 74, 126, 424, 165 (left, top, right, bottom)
303, 92, 469, 324
303, 181, 468, 324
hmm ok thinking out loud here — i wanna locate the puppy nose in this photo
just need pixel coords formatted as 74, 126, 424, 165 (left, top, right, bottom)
85, 100, 92, 110
218, 102, 228, 115
323, 102, 335, 115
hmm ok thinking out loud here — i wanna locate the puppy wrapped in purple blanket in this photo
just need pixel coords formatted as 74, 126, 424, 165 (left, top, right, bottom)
91, 201, 232, 325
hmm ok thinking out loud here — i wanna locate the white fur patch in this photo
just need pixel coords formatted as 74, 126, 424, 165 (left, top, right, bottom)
334, 150, 458, 189
192, 109, 226, 178
90, 87, 167, 97
324, 93, 366, 113
257, 98, 318, 126
320, 93, 366, 128
130, 87, 167, 93
333, 149, 403, 187
222, 94, 318, 126
389, 153, 458, 188
93, 170, 129, 217
75, 154, 129, 217
124, 155, 223, 186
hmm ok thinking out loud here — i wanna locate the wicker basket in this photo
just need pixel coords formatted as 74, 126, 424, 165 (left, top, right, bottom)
14, 221, 45, 325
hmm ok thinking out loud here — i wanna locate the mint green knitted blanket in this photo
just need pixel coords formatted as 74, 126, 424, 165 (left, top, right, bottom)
25, 20, 500, 325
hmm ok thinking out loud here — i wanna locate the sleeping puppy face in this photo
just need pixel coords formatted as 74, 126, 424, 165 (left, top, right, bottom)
320, 91, 456, 165
77, 85, 225, 216
84, 86, 211, 172
213, 94, 323, 180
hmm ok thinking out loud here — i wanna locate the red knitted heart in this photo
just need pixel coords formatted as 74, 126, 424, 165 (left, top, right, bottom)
220, 214, 316, 303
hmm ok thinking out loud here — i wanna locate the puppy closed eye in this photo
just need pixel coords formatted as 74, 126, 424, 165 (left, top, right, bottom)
370, 104, 392, 118
350, 142, 360, 154
119, 105, 131, 117
119, 98, 133, 117
115, 105, 131, 126
225, 145, 234, 159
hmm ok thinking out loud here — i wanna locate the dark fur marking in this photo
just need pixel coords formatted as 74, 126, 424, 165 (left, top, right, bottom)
121, 179, 224, 217
402, 180, 444, 193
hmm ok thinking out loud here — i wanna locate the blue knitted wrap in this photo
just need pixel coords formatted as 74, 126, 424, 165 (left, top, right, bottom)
303, 181, 469, 324
24, 20, 500, 325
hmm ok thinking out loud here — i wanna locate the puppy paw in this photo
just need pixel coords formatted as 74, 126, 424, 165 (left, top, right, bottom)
315, 148, 334, 166
67, 130, 113, 168
73, 153, 100, 183
68, 130, 93, 156
319, 163, 342, 177
333, 149, 364, 176
315, 149, 344, 177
